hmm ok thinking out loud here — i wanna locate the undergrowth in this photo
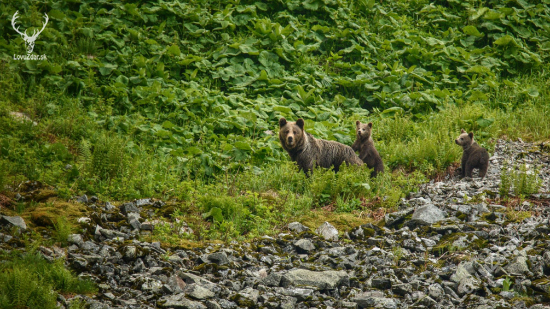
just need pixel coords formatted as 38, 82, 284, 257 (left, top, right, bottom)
0, 252, 96, 309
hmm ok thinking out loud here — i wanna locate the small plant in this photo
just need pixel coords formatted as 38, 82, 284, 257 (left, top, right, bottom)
53, 216, 72, 246
500, 162, 541, 198
512, 164, 542, 196
392, 246, 404, 265
75, 37, 99, 56
499, 161, 512, 198
502, 276, 513, 292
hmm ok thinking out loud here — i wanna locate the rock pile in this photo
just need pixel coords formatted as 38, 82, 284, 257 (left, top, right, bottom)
1, 139, 549, 309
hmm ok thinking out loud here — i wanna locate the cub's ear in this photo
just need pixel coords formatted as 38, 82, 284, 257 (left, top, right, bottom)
296, 118, 305, 129
356, 120, 361, 127
279, 118, 287, 127
461, 129, 466, 133
468, 132, 474, 139
368, 122, 373, 128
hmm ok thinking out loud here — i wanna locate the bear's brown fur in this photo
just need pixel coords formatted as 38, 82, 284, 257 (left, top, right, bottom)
455, 129, 489, 178
279, 118, 363, 175
351, 121, 384, 177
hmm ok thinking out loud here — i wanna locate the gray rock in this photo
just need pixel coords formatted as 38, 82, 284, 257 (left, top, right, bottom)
371, 278, 391, 290
416, 295, 437, 307
76, 195, 88, 204
280, 287, 314, 301
353, 291, 397, 309
0, 216, 27, 230
450, 262, 474, 283
410, 204, 445, 226
391, 283, 412, 296
232, 287, 259, 306
428, 283, 444, 299
135, 198, 152, 207
205, 300, 222, 309
184, 283, 214, 300
505, 255, 530, 275
385, 208, 414, 227
457, 276, 479, 296
217, 299, 237, 309
262, 273, 282, 287
159, 294, 207, 309
104, 202, 115, 211
141, 278, 163, 292
281, 269, 349, 290
315, 222, 339, 241
177, 272, 217, 291
499, 291, 515, 299
206, 252, 229, 265
288, 222, 309, 233
294, 239, 315, 253
120, 203, 139, 215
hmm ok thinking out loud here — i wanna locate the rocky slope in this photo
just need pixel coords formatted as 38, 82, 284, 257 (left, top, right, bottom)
1, 139, 550, 309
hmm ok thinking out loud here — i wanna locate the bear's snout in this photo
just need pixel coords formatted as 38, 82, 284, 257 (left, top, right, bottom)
455, 139, 459, 145
287, 136, 294, 144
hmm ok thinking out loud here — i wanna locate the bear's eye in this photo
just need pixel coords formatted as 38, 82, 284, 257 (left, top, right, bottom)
460, 138, 463, 140
293, 131, 297, 134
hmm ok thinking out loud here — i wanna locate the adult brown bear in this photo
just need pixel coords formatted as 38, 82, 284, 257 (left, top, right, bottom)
279, 118, 363, 176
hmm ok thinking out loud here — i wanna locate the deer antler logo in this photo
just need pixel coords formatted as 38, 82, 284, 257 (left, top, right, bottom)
11, 11, 49, 54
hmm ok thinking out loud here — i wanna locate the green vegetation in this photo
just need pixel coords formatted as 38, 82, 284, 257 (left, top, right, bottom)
0, 0, 550, 242
499, 162, 542, 198
503, 276, 514, 292
0, 252, 96, 309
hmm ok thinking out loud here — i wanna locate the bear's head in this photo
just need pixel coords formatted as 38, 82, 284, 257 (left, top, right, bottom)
356, 121, 372, 141
455, 129, 474, 147
279, 118, 305, 150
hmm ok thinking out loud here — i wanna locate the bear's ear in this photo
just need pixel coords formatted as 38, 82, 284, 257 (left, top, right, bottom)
279, 118, 287, 127
461, 129, 466, 133
368, 122, 373, 128
296, 118, 305, 129
356, 120, 361, 127
468, 132, 474, 139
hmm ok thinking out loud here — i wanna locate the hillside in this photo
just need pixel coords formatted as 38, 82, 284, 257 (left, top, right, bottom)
0, 0, 550, 307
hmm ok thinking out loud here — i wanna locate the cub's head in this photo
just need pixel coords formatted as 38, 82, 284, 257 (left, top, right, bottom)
455, 129, 474, 147
356, 121, 372, 140
279, 118, 305, 150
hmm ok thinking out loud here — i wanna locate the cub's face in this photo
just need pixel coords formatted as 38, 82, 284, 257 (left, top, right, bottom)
279, 118, 305, 149
356, 121, 372, 140
455, 129, 474, 146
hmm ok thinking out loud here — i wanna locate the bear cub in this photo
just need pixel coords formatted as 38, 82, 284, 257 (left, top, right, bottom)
279, 118, 363, 176
455, 129, 489, 178
351, 121, 384, 177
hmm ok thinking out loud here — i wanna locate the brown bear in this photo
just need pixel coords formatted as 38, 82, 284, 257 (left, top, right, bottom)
351, 121, 384, 177
279, 118, 363, 175
455, 129, 489, 178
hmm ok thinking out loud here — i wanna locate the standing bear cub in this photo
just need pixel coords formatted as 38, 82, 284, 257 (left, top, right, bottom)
351, 121, 384, 177
279, 118, 363, 176
455, 129, 489, 178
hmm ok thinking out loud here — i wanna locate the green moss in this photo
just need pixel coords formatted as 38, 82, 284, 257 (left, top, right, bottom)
363, 228, 376, 237
456, 212, 468, 221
